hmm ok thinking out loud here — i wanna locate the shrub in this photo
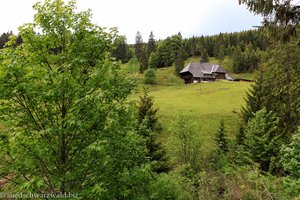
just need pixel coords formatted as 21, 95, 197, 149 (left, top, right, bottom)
144, 68, 156, 84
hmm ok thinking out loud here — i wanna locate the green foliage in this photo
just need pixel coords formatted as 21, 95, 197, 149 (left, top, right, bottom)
155, 34, 185, 68
281, 128, 300, 179
111, 35, 132, 63
182, 29, 269, 62
232, 45, 244, 73
0, 31, 13, 49
148, 52, 159, 68
242, 41, 300, 139
144, 68, 156, 85
0, 0, 152, 197
147, 31, 156, 58
137, 88, 169, 173
174, 35, 185, 75
169, 114, 203, 172
221, 165, 289, 200
280, 128, 300, 198
149, 173, 193, 200
236, 125, 246, 145
125, 56, 140, 73
215, 120, 229, 153
239, 0, 300, 42
243, 108, 282, 173
200, 48, 209, 62
216, 45, 226, 61
135, 31, 148, 73
137, 88, 159, 132
242, 70, 265, 121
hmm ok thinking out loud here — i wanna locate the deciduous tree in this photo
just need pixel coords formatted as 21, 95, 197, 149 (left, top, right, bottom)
0, 0, 152, 198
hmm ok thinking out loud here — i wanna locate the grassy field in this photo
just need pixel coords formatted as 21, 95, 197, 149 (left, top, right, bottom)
131, 81, 250, 148
124, 57, 251, 149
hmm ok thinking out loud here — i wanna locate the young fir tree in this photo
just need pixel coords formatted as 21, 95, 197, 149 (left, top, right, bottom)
144, 68, 156, 85
148, 52, 159, 68
215, 120, 229, 153
200, 48, 209, 62
244, 108, 282, 173
236, 125, 246, 146
137, 88, 169, 173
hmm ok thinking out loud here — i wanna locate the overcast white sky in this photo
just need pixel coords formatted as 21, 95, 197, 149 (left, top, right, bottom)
0, 0, 262, 43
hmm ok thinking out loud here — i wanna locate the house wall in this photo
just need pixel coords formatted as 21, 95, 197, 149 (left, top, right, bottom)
214, 73, 226, 79
180, 72, 193, 84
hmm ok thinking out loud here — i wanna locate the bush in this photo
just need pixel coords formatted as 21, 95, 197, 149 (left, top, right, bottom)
149, 173, 193, 200
144, 68, 156, 84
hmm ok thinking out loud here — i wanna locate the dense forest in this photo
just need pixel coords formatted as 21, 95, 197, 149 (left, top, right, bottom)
109, 28, 269, 74
0, 0, 300, 199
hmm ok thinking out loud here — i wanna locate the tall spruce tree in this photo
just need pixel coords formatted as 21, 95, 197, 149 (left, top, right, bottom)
137, 88, 169, 173
135, 31, 148, 73
239, 0, 300, 41
242, 42, 300, 141
174, 33, 185, 74
242, 70, 265, 121
147, 31, 156, 58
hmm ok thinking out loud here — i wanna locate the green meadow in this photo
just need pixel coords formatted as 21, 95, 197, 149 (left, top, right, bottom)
124, 58, 252, 148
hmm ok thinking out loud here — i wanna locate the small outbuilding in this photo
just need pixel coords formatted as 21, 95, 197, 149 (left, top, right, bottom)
179, 62, 233, 84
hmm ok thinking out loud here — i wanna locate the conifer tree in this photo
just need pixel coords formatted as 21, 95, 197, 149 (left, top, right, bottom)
0, 31, 13, 49
281, 128, 300, 179
216, 45, 226, 61
232, 45, 244, 73
135, 31, 148, 73
242, 42, 300, 140
144, 68, 156, 85
147, 31, 156, 58
244, 108, 282, 173
215, 120, 229, 153
236, 125, 246, 146
137, 88, 169, 173
242, 70, 265, 121
112, 35, 130, 63
200, 48, 209, 62
174, 34, 185, 74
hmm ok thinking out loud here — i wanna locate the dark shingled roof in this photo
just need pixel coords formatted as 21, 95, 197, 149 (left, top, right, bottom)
180, 62, 233, 80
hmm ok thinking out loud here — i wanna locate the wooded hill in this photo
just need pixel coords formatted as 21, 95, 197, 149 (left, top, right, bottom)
0, 0, 299, 199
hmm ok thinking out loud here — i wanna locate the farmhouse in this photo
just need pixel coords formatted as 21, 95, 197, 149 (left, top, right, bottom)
179, 62, 233, 84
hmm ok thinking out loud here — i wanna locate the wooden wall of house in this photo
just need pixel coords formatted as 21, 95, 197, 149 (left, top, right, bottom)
214, 73, 226, 79
180, 73, 193, 84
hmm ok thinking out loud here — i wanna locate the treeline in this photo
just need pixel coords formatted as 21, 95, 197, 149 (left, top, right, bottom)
111, 29, 270, 74
1, 28, 268, 74
0, 31, 22, 48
